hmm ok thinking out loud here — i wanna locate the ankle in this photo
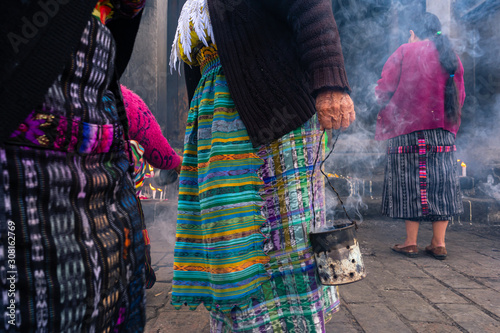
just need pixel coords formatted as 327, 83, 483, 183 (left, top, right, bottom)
431, 240, 445, 248
403, 241, 417, 247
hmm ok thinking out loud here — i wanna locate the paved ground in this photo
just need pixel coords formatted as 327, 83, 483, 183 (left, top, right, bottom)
143, 202, 500, 333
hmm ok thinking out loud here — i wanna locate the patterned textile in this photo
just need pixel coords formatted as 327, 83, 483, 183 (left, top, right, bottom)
0, 17, 145, 332
209, 113, 339, 333
381, 129, 464, 222
8, 109, 124, 153
173, 46, 339, 332
93, 0, 146, 24
94, 0, 115, 24
172, 49, 269, 313
387, 144, 456, 154
130, 140, 147, 192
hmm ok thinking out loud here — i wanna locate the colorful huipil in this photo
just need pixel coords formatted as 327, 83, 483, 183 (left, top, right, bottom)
170, 1, 340, 331
0, 1, 147, 332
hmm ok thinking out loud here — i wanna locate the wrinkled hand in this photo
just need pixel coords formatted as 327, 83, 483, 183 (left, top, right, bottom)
174, 154, 183, 174
315, 90, 355, 130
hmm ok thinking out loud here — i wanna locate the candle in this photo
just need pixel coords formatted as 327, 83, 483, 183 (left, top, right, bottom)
461, 162, 466, 177
158, 188, 163, 200
149, 183, 157, 199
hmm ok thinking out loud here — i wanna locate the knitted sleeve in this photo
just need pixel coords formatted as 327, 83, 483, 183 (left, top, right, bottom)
121, 85, 181, 170
375, 46, 404, 105
261, 0, 350, 94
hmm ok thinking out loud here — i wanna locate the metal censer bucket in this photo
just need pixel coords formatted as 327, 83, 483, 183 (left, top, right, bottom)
310, 223, 366, 285
309, 130, 366, 286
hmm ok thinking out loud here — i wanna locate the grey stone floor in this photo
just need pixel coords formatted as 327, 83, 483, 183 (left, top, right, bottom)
143, 201, 500, 333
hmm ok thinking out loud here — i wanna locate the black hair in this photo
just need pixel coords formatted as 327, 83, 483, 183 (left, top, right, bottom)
411, 12, 460, 123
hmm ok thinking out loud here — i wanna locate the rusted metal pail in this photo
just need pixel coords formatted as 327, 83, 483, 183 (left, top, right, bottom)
310, 223, 366, 285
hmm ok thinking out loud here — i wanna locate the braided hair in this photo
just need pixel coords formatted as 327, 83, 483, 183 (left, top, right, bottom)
411, 13, 460, 123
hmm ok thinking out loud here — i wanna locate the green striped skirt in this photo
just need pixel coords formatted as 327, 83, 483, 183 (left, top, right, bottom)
173, 48, 339, 332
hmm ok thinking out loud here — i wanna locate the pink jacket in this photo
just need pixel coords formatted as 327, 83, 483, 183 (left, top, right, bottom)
375, 41, 465, 141
122, 85, 181, 170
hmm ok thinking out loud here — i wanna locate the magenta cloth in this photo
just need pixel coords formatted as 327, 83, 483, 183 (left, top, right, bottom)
375, 40, 466, 141
122, 85, 181, 170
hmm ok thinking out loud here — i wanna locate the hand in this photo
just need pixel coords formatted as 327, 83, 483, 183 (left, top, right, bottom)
174, 154, 183, 174
315, 90, 355, 130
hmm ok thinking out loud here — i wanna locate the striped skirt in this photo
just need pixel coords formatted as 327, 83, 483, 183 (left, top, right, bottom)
381, 129, 463, 221
173, 48, 339, 332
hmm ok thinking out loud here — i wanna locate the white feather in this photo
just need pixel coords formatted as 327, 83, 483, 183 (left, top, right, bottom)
169, 0, 214, 74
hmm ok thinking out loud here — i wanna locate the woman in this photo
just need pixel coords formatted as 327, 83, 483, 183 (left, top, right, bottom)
375, 13, 466, 260
0, 1, 147, 331
170, 0, 355, 332
122, 85, 182, 175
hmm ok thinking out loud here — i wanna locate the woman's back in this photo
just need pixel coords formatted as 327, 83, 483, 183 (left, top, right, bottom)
375, 40, 465, 141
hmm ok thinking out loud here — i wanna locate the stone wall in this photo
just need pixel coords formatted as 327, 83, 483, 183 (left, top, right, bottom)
121, 0, 174, 146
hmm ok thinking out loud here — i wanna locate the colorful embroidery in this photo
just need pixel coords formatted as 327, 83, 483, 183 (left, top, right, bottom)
93, 0, 146, 24
130, 140, 147, 193
387, 144, 456, 154
93, 0, 114, 24
418, 132, 429, 215
9, 112, 123, 154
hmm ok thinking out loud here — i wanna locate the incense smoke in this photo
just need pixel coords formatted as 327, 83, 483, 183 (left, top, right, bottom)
320, 0, 500, 224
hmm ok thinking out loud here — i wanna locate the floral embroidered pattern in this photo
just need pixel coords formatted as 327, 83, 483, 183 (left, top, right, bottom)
10, 111, 49, 146
8, 112, 123, 154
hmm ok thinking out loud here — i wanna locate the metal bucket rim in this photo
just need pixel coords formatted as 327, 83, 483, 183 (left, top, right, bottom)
310, 223, 356, 236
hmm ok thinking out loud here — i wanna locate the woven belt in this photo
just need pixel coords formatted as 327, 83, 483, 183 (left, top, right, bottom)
6, 111, 125, 154
198, 45, 220, 76
388, 144, 456, 154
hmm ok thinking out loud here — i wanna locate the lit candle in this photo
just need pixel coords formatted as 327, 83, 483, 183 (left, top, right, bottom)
461, 162, 466, 177
158, 188, 163, 200
147, 164, 154, 179
149, 183, 157, 199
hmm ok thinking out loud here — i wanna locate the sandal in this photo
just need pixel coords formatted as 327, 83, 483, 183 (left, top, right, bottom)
391, 244, 419, 258
425, 245, 447, 260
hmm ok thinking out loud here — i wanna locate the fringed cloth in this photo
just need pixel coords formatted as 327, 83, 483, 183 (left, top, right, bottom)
172, 47, 269, 313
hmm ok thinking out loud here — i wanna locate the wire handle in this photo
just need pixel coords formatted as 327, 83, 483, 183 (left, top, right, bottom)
311, 130, 358, 232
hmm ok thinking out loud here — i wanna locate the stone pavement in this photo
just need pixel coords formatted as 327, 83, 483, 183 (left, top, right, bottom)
143, 202, 500, 333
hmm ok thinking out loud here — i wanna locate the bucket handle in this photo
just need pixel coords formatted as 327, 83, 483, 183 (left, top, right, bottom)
311, 130, 358, 232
